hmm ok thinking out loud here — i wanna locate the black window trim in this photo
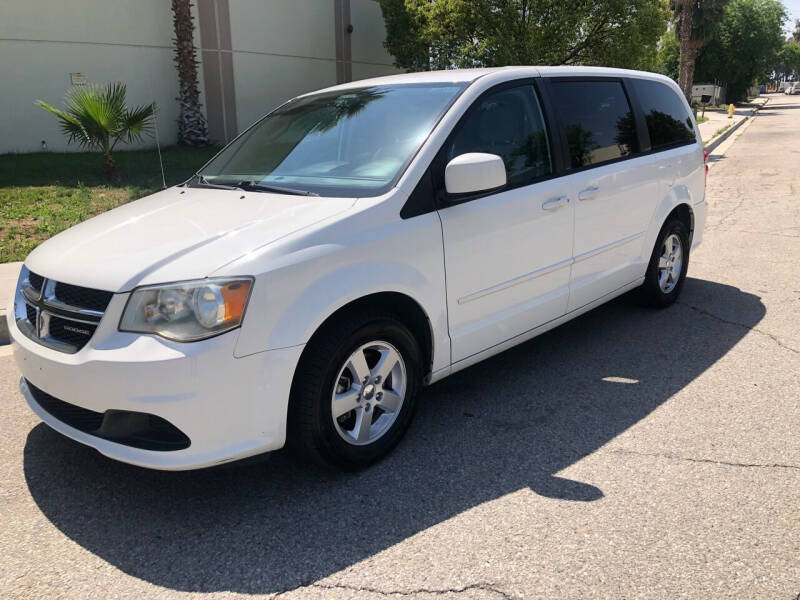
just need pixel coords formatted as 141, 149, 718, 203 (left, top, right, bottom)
541, 75, 647, 175
625, 77, 701, 155
399, 74, 700, 220
401, 77, 565, 217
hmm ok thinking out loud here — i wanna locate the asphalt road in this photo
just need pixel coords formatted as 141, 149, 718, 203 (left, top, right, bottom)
1, 95, 799, 600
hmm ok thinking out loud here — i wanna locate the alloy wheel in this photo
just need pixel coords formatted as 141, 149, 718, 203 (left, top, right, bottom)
331, 341, 407, 446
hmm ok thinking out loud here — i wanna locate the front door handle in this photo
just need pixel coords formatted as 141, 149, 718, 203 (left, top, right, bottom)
578, 186, 599, 201
542, 196, 570, 211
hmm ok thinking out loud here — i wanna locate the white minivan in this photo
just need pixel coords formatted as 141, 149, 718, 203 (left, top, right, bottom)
9, 67, 707, 470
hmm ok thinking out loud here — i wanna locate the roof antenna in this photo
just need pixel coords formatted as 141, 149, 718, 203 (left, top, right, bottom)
152, 104, 167, 190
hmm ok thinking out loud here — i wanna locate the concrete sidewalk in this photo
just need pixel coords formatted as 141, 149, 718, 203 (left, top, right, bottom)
0, 261, 22, 345
697, 96, 768, 147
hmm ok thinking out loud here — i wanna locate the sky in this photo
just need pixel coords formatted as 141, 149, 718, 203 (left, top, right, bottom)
786, 0, 800, 36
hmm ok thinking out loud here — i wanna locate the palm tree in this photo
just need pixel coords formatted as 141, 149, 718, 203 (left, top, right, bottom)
672, 0, 729, 100
37, 82, 155, 179
171, 0, 210, 146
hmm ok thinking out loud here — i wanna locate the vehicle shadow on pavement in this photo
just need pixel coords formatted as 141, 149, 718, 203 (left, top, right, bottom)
22, 277, 764, 594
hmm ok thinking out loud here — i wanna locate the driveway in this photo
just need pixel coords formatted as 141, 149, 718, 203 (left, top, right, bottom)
1, 96, 798, 599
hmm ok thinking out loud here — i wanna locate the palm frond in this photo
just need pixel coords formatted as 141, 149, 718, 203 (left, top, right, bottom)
37, 81, 155, 156
120, 102, 156, 145
35, 100, 94, 148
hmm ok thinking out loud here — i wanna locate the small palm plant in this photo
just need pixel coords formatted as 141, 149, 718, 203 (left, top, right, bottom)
37, 82, 156, 179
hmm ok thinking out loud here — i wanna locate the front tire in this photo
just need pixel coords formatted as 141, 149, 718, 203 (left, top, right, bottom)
287, 310, 422, 470
637, 217, 690, 308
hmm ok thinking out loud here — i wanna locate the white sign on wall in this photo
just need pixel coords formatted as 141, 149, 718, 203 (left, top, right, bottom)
70, 72, 88, 86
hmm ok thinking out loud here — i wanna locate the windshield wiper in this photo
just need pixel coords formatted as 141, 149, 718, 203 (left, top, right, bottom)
236, 181, 319, 197
194, 175, 243, 191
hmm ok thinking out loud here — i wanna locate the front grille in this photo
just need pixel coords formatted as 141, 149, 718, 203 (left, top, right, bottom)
25, 303, 37, 324
28, 272, 44, 293
27, 380, 191, 451
48, 315, 98, 348
15, 268, 113, 354
53, 282, 113, 313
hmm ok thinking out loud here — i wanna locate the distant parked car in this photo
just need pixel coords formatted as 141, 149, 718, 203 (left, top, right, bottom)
785, 83, 800, 95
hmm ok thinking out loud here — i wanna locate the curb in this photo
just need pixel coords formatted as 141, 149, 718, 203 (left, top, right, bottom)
0, 311, 8, 346
0, 260, 22, 346
704, 97, 768, 154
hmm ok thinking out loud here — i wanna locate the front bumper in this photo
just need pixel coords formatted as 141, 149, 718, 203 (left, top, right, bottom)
8, 294, 304, 470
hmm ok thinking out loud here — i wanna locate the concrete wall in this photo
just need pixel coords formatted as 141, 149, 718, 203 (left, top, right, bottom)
350, 0, 400, 81
219, 0, 399, 141
0, 0, 184, 154
0, 0, 400, 154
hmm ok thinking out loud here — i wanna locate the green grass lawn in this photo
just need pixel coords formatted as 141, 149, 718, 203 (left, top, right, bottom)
0, 146, 219, 262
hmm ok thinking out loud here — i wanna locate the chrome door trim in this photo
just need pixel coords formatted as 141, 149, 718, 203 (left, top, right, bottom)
571, 231, 643, 265
457, 257, 573, 305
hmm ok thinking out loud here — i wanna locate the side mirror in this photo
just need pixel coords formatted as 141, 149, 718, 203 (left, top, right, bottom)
444, 153, 506, 196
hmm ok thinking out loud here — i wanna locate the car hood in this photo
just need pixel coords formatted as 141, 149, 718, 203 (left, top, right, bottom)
26, 187, 355, 292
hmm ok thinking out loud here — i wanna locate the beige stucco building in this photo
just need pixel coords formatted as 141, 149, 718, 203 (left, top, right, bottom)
0, 0, 399, 154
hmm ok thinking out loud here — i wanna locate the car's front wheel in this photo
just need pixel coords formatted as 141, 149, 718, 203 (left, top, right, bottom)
288, 310, 422, 470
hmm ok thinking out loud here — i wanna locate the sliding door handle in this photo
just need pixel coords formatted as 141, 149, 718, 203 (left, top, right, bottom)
542, 196, 570, 211
578, 186, 599, 201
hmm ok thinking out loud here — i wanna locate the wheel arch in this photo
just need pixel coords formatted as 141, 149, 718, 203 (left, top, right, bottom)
667, 202, 694, 243
643, 185, 696, 261
298, 291, 436, 383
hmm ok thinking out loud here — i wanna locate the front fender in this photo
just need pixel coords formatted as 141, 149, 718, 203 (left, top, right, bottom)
227, 211, 450, 373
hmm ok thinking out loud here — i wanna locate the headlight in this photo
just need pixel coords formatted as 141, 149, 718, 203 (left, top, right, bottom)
119, 278, 253, 342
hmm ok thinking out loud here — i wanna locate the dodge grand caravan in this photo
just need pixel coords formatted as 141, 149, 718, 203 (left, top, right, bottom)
9, 67, 707, 470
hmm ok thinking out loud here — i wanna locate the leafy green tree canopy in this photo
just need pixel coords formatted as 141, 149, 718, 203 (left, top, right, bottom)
695, 0, 787, 102
378, 0, 669, 71
774, 41, 800, 80
657, 29, 681, 81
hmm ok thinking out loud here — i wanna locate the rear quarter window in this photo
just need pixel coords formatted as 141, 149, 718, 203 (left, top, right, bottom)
632, 79, 697, 150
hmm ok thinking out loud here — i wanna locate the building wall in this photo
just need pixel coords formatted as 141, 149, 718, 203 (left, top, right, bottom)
0, 0, 186, 154
200, 0, 399, 143
0, 0, 399, 154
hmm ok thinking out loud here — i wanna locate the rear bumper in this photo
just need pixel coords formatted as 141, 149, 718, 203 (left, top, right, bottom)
692, 199, 708, 250
9, 303, 304, 470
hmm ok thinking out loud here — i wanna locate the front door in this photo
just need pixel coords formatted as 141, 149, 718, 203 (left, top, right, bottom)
436, 83, 574, 364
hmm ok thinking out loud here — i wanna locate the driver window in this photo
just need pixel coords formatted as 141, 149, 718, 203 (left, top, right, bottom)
445, 85, 552, 187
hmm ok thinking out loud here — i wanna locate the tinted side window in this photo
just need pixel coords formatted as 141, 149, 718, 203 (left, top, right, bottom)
550, 80, 637, 169
632, 79, 697, 149
445, 85, 552, 187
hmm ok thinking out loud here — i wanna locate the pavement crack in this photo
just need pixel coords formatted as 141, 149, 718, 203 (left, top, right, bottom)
312, 582, 517, 599
677, 301, 800, 354
274, 581, 518, 599
723, 229, 800, 239
709, 191, 746, 232
611, 449, 800, 471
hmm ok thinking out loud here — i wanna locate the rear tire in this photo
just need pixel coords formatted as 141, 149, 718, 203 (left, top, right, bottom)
637, 217, 690, 308
287, 309, 422, 470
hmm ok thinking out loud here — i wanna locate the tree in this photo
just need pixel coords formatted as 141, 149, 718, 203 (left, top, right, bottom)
671, 0, 729, 99
695, 0, 786, 101
37, 83, 155, 179
792, 19, 800, 43
171, 0, 209, 146
773, 41, 800, 80
657, 28, 681, 81
377, 0, 669, 72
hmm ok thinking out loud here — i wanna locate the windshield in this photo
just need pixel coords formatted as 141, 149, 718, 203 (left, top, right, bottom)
194, 83, 467, 197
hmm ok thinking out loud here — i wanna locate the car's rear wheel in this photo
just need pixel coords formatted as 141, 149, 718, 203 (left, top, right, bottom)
288, 310, 421, 470
637, 217, 690, 308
